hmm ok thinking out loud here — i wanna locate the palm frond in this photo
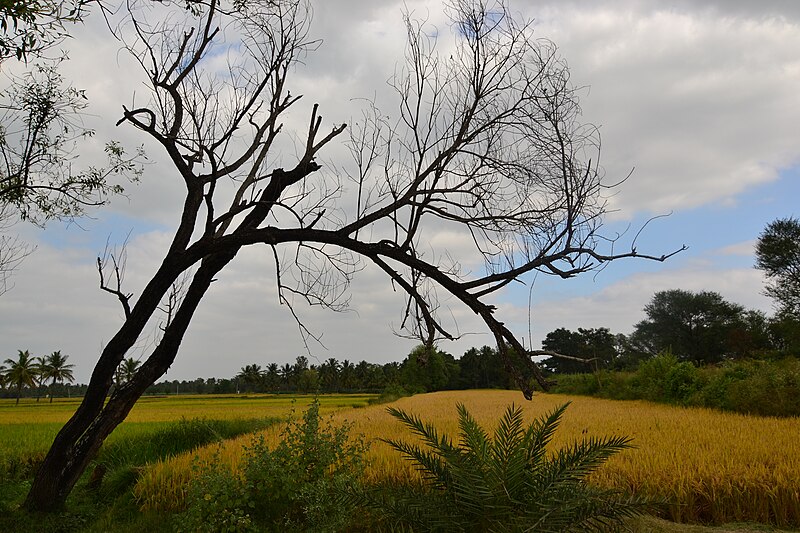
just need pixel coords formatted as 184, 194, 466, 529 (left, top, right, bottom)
382, 437, 451, 487
362, 402, 647, 532
543, 435, 634, 487
386, 406, 459, 458
525, 402, 570, 468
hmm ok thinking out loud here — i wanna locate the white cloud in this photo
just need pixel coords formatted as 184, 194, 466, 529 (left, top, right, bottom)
527, 3, 800, 217
715, 240, 757, 257
2, 0, 798, 382
499, 265, 773, 347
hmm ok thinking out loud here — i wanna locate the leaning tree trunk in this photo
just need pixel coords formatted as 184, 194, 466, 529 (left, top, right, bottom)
24, 250, 235, 511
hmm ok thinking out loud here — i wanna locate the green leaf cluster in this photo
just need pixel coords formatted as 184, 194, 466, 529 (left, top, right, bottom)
361, 402, 648, 532
178, 399, 367, 532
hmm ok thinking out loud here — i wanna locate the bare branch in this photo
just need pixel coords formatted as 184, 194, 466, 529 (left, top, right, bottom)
97, 239, 132, 319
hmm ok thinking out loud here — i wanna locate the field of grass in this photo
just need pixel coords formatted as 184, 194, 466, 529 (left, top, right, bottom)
0, 393, 375, 479
136, 390, 800, 528
2, 391, 798, 531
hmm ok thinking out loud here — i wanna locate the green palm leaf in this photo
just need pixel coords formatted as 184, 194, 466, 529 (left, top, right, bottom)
366, 401, 650, 532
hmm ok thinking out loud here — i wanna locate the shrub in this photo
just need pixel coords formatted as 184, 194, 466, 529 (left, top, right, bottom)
369, 383, 412, 405
177, 399, 366, 532
358, 402, 648, 532
633, 352, 679, 402
722, 358, 800, 417
663, 362, 703, 404
176, 449, 254, 533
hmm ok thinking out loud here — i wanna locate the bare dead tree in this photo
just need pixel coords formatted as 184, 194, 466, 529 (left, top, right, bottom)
24, 0, 683, 511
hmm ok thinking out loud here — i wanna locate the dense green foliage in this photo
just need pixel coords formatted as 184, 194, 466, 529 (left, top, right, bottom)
756, 217, 800, 319
631, 290, 755, 364
542, 327, 621, 373
551, 353, 800, 417
540, 289, 799, 374
177, 400, 366, 532
358, 402, 647, 532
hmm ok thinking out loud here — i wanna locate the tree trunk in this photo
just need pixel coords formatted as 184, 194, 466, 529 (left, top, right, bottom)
24, 250, 236, 511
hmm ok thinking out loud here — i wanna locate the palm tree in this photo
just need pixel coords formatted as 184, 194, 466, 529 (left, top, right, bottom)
264, 363, 280, 392
319, 357, 340, 392
115, 357, 141, 386
236, 364, 264, 393
279, 363, 293, 391
0, 364, 7, 390
41, 351, 75, 403
340, 359, 355, 391
3, 350, 38, 405
33, 355, 48, 402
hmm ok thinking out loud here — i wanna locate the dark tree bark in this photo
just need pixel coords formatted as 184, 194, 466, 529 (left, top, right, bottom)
24, 0, 682, 511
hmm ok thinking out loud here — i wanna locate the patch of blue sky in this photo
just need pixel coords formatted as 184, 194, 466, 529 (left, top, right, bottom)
499, 165, 800, 307
34, 212, 166, 254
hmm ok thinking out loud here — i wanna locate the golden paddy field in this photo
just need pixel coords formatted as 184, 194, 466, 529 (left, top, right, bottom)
134, 390, 800, 527
2, 391, 798, 528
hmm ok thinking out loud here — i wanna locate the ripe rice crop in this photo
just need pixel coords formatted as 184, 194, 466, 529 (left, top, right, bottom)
135, 390, 800, 527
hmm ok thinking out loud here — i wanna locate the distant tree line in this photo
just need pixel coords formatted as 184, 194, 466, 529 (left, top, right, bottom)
140, 345, 516, 397
5, 218, 798, 402
540, 288, 799, 375
540, 216, 800, 374
0, 350, 77, 403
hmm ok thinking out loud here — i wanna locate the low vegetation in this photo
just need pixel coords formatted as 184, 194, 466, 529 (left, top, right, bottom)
354, 402, 648, 532
2, 391, 799, 531
139, 391, 800, 527
0, 394, 373, 482
552, 353, 800, 417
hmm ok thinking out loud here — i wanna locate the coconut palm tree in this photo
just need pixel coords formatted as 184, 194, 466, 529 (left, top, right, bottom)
41, 351, 75, 403
3, 350, 38, 405
115, 357, 142, 386
32, 355, 48, 402
264, 362, 280, 392
236, 364, 264, 393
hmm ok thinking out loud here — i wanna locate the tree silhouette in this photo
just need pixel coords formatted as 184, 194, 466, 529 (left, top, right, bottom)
40, 351, 75, 403
236, 364, 264, 393
756, 217, 800, 319
3, 349, 37, 405
115, 357, 141, 386
25, 0, 679, 511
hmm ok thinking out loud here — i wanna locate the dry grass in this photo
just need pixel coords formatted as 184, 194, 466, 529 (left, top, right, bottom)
135, 390, 800, 527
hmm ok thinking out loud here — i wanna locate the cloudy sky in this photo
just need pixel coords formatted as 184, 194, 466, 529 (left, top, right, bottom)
2, 0, 799, 383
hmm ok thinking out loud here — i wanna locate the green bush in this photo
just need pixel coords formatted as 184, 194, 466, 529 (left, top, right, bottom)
178, 399, 366, 532
663, 361, 703, 404
552, 371, 638, 400
550, 372, 603, 396
632, 352, 682, 402
550, 355, 800, 417
369, 383, 412, 405
177, 450, 254, 533
358, 402, 648, 532
717, 358, 800, 417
